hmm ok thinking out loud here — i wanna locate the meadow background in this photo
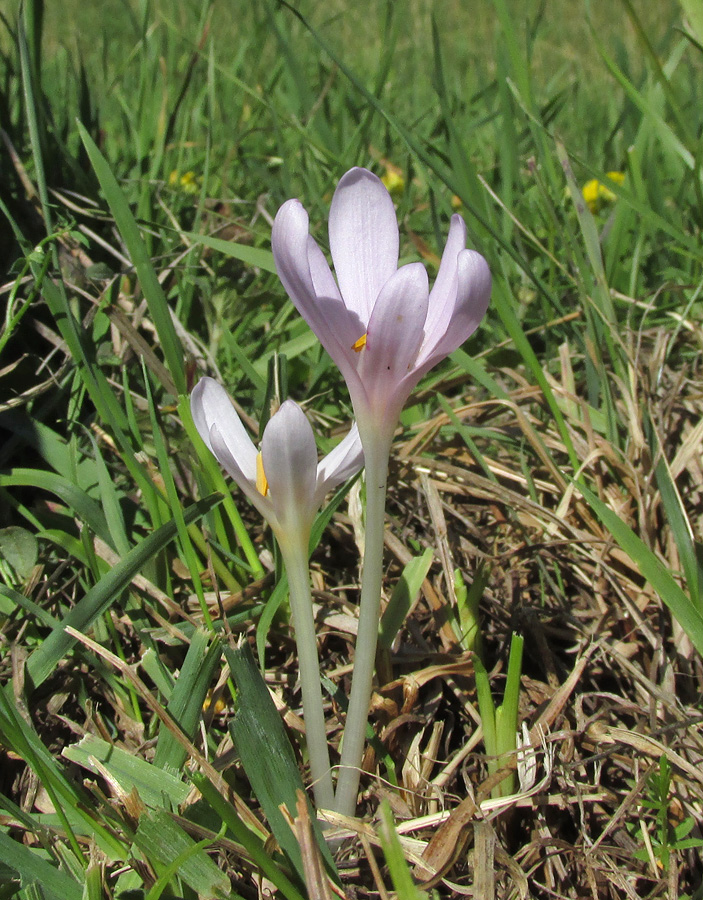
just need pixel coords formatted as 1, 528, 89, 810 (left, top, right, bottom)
1, 0, 703, 898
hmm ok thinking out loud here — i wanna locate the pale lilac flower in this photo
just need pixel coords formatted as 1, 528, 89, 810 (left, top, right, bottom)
272, 167, 491, 439
191, 377, 363, 543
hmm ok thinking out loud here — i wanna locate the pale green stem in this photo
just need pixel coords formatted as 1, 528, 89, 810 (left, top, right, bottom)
334, 430, 393, 817
279, 533, 335, 811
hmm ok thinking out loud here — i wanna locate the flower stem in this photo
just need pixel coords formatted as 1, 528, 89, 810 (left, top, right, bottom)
334, 432, 392, 817
279, 536, 335, 811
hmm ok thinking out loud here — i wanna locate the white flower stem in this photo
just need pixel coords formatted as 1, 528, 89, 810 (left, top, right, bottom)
334, 431, 392, 817
279, 535, 335, 811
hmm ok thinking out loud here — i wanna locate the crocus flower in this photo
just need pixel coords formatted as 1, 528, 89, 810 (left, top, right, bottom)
191, 375, 364, 811
191, 376, 363, 546
273, 168, 491, 816
272, 167, 491, 443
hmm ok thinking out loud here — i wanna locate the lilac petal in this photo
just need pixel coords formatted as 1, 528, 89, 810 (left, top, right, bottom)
315, 423, 364, 504
416, 249, 491, 371
424, 214, 467, 341
209, 423, 273, 523
272, 200, 365, 392
360, 262, 429, 395
329, 168, 399, 323
272, 200, 318, 305
191, 377, 257, 478
262, 401, 318, 529
307, 234, 342, 302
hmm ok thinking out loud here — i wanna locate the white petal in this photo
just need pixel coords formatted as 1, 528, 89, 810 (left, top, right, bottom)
361, 263, 429, 389
329, 168, 399, 323
191, 377, 257, 480
210, 424, 275, 525
424, 214, 467, 342
272, 200, 366, 394
307, 234, 342, 302
315, 422, 364, 504
262, 401, 318, 531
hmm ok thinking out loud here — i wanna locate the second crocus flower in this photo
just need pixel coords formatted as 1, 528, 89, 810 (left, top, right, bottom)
191, 376, 364, 810
191, 377, 363, 549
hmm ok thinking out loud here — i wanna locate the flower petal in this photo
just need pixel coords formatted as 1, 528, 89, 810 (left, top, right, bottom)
209, 423, 274, 523
306, 233, 342, 302
272, 199, 319, 302
191, 377, 257, 480
423, 214, 467, 341
262, 400, 318, 532
360, 262, 429, 401
416, 248, 491, 371
315, 422, 364, 504
329, 168, 399, 323
272, 200, 365, 392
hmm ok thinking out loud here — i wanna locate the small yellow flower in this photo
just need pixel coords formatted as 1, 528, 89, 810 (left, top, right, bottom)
179, 171, 200, 194
168, 169, 201, 194
450, 194, 463, 210
202, 690, 226, 714
380, 164, 405, 196
582, 171, 625, 214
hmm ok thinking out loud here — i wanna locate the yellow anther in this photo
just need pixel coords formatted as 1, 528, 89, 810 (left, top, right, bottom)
352, 333, 367, 352
256, 451, 269, 496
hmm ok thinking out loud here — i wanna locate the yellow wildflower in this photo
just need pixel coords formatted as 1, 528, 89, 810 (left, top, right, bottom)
381, 163, 405, 196
168, 169, 201, 195
582, 171, 625, 214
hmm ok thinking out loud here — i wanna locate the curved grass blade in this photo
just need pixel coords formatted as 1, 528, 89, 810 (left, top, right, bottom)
192, 773, 308, 900
152, 630, 221, 776
577, 482, 703, 656
0, 830, 82, 900
77, 122, 186, 396
183, 230, 276, 274
224, 642, 337, 883
133, 810, 230, 900
0, 469, 112, 548
62, 734, 191, 809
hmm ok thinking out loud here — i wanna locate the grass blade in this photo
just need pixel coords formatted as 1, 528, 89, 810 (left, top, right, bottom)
577, 482, 703, 656
0, 830, 82, 900
77, 122, 186, 396
26, 494, 222, 690
224, 642, 336, 882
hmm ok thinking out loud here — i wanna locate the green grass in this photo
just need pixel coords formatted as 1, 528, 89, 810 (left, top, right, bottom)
2, 0, 703, 896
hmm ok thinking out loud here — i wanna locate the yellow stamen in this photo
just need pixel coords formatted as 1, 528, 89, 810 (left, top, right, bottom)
256, 451, 269, 496
352, 333, 367, 352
